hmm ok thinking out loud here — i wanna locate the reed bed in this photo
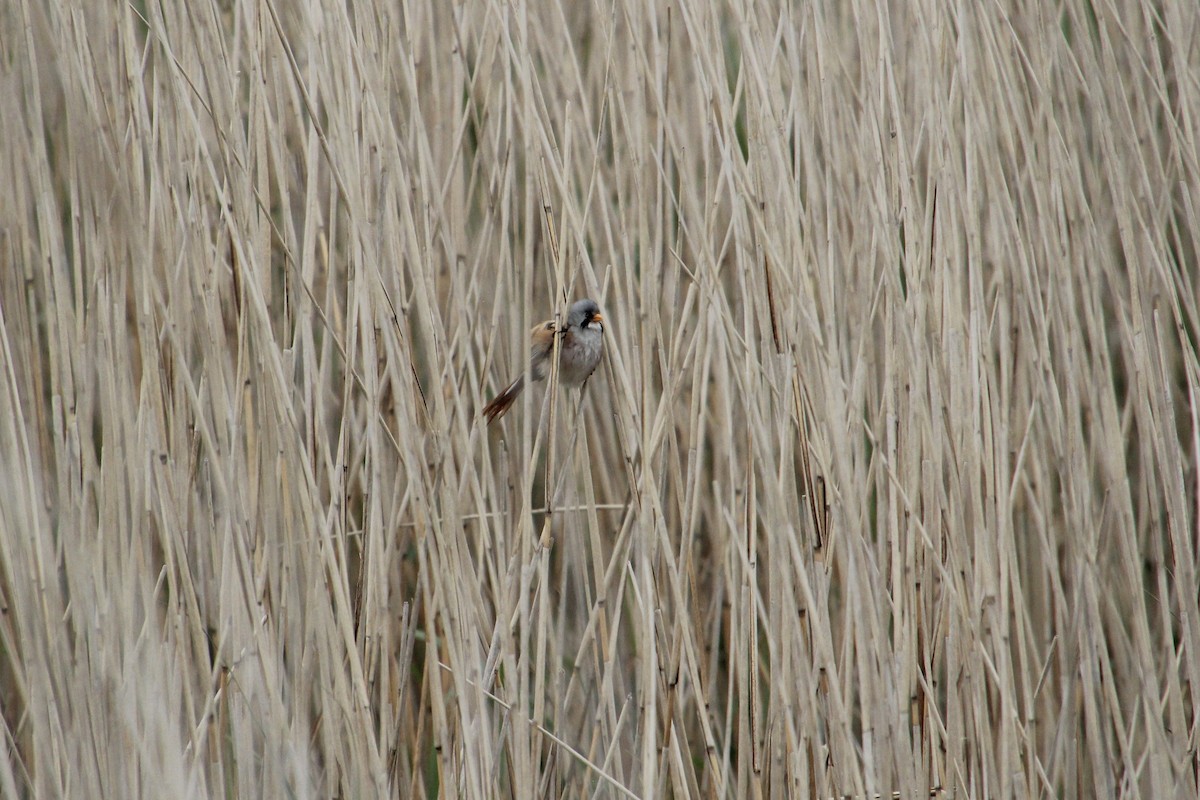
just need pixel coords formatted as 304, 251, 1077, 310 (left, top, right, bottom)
1, 0, 1197, 797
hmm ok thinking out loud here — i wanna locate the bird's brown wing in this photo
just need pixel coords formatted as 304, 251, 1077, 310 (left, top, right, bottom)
483, 321, 557, 424
526, 320, 560, 382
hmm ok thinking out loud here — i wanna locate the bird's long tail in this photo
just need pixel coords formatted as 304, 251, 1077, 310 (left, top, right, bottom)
482, 375, 525, 424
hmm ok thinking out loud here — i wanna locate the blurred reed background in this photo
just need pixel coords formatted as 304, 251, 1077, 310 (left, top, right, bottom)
0, 0, 1197, 797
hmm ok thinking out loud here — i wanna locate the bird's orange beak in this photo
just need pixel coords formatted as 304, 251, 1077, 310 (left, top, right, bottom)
592, 312, 604, 323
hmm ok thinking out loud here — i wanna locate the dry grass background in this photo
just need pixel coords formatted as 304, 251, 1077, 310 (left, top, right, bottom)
0, 0, 1197, 797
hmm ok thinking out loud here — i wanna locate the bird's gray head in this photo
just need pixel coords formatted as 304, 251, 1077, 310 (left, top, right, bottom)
568, 299, 604, 332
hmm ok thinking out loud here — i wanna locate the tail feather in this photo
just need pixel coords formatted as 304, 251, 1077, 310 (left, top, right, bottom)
482, 375, 525, 424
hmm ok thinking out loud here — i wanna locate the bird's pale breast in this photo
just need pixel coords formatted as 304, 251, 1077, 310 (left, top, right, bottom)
559, 327, 603, 385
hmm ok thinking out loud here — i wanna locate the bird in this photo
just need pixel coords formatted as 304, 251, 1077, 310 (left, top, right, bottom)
482, 298, 605, 424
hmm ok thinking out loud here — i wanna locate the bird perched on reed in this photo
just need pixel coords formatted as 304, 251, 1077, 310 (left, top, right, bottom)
482, 299, 605, 423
